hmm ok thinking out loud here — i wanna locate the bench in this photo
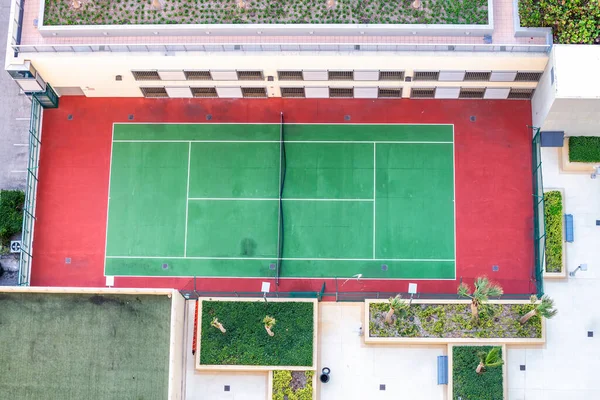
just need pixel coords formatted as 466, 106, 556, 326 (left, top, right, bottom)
565, 214, 574, 243
437, 355, 448, 385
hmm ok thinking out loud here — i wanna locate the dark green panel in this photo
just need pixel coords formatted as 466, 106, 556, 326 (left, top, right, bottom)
284, 124, 453, 142
186, 200, 278, 258
189, 142, 280, 198
284, 143, 374, 199
375, 143, 454, 259
114, 123, 279, 141
283, 200, 373, 259
105, 257, 455, 279
106, 142, 188, 256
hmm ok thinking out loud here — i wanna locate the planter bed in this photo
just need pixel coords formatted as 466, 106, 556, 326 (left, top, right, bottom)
43, 0, 489, 26
451, 345, 505, 400
569, 137, 600, 163
543, 190, 563, 274
197, 298, 317, 370
366, 299, 544, 344
271, 370, 314, 400
518, 0, 600, 44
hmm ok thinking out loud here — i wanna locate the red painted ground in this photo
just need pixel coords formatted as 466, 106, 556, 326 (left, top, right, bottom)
31, 98, 535, 295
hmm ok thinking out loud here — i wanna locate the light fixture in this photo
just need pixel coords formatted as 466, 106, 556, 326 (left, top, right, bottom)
569, 263, 588, 277
408, 283, 418, 305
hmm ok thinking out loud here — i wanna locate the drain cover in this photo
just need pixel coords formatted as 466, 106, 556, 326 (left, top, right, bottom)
206, 114, 213, 121
65, 257, 71, 264
344, 115, 351, 121
269, 263, 276, 270
381, 264, 388, 271
161, 263, 169, 270
492, 265, 499, 272
470, 116, 476, 122
128, 114, 134, 120
67, 114, 73, 120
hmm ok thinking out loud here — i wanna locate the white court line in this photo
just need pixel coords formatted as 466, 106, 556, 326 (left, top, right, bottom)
112, 274, 457, 281
373, 143, 376, 259
184, 142, 191, 257
106, 255, 455, 262
103, 127, 116, 277
13, 143, 29, 147
11, 170, 27, 173
113, 139, 453, 144
188, 197, 374, 202
15, 117, 30, 121
114, 122, 454, 127
452, 125, 457, 280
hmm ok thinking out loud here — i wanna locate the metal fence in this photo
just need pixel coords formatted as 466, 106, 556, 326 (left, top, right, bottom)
531, 128, 545, 296
18, 98, 43, 286
180, 279, 533, 302
11, 43, 553, 55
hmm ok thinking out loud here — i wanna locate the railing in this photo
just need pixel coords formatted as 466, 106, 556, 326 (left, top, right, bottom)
180, 279, 533, 302
11, 43, 553, 55
532, 128, 545, 296
18, 98, 43, 286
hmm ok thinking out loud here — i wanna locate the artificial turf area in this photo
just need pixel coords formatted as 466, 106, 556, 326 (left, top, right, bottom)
105, 123, 455, 280
199, 300, 314, 366
0, 292, 171, 399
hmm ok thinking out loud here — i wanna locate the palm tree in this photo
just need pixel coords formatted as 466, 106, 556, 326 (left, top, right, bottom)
263, 315, 276, 337
476, 347, 503, 374
520, 295, 557, 324
457, 276, 503, 320
211, 317, 226, 333
385, 294, 409, 324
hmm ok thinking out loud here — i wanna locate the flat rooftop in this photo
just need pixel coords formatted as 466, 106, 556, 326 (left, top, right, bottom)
14, 0, 546, 49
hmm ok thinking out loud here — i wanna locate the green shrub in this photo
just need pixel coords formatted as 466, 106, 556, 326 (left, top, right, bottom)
519, 0, 600, 44
543, 191, 563, 273
453, 346, 503, 400
200, 300, 313, 366
0, 190, 25, 246
568, 137, 600, 163
273, 370, 313, 400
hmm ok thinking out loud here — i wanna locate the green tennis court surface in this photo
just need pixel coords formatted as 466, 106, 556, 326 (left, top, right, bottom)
105, 123, 455, 279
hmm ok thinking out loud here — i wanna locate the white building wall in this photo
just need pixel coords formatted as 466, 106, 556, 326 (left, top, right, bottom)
14, 51, 548, 98
533, 45, 600, 136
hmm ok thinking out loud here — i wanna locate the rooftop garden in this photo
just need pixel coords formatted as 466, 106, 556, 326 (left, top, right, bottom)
43, 0, 489, 26
519, 0, 600, 44
369, 277, 556, 339
452, 346, 504, 400
199, 300, 314, 367
543, 190, 563, 273
0, 292, 172, 399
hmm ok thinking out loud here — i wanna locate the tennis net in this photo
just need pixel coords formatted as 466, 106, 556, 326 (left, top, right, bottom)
276, 112, 287, 285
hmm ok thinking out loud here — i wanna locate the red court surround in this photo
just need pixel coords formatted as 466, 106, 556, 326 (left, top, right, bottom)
31, 98, 535, 295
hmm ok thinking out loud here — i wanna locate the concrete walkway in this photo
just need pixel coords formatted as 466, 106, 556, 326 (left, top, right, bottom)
1, 0, 31, 190
507, 146, 600, 400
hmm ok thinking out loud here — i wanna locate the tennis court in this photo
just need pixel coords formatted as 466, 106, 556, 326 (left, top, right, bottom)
104, 121, 455, 280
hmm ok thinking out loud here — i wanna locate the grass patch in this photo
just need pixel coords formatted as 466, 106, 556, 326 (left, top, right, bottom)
453, 346, 503, 400
0, 292, 171, 399
568, 137, 600, 163
369, 302, 542, 338
519, 0, 600, 44
200, 300, 314, 366
273, 370, 314, 400
43, 0, 488, 26
0, 190, 24, 246
543, 190, 563, 273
